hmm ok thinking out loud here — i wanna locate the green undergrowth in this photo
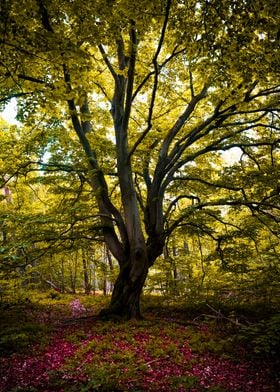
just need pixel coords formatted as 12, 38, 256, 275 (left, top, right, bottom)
0, 322, 51, 355
47, 319, 207, 391
0, 292, 278, 391
238, 313, 280, 356
0, 291, 279, 360
0, 302, 51, 355
0, 290, 109, 356
142, 295, 280, 355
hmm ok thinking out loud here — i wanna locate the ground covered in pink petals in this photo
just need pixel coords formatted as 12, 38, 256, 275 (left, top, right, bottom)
0, 303, 278, 392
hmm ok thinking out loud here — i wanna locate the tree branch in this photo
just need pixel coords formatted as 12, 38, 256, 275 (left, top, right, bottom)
171, 176, 244, 192
166, 199, 280, 235
128, 0, 172, 159
131, 47, 185, 101
122, 21, 137, 145
63, 64, 128, 264
0, 92, 33, 104
98, 44, 118, 82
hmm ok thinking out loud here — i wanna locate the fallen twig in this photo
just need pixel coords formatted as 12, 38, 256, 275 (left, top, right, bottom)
144, 355, 170, 367
205, 303, 245, 326
59, 314, 99, 325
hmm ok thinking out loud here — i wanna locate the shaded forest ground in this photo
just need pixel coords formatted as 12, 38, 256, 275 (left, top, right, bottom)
0, 292, 279, 391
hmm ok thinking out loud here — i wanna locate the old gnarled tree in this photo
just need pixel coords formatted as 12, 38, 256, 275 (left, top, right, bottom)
0, 0, 279, 318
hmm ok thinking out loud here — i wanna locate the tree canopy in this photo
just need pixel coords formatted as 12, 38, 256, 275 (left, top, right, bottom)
0, 0, 279, 318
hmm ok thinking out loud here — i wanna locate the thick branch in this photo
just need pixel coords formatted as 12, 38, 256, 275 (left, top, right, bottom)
37, 0, 54, 32
159, 83, 209, 162
162, 128, 280, 194
0, 92, 33, 104
63, 65, 128, 263
167, 199, 280, 235
122, 21, 137, 145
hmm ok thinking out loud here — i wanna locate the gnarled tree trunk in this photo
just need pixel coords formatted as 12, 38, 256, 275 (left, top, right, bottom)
100, 256, 149, 320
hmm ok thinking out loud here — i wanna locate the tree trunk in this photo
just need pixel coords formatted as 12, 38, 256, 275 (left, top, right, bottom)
82, 249, 91, 295
66, 37, 162, 320
100, 254, 149, 320
106, 245, 114, 294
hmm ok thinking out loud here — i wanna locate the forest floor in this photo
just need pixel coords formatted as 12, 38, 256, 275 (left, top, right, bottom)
0, 293, 279, 391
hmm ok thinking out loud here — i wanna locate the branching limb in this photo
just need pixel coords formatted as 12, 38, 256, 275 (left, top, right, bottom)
98, 44, 119, 82
122, 21, 137, 142
62, 64, 128, 264
0, 92, 33, 104
166, 198, 280, 236
128, 0, 172, 159
171, 176, 244, 193
165, 194, 201, 220
132, 46, 185, 101
159, 83, 209, 159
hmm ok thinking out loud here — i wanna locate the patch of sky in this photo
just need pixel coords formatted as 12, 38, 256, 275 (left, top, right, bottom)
1, 98, 21, 126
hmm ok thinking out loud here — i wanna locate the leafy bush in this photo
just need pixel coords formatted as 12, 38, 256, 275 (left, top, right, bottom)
238, 313, 280, 356
188, 329, 234, 357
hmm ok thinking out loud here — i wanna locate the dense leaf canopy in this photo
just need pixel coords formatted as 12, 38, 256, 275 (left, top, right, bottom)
0, 0, 279, 317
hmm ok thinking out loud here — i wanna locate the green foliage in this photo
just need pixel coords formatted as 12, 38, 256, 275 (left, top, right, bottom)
170, 375, 200, 390
188, 328, 235, 358
0, 323, 50, 355
208, 387, 226, 392
239, 313, 280, 356
47, 290, 61, 300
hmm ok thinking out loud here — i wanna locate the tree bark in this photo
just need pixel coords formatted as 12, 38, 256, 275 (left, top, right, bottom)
82, 249, 91, 295
100, 253, 149, 320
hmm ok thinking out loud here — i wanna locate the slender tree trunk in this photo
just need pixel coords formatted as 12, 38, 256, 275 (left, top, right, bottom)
106, 245, 114, 293
60, 258, 65, 293
82, 249, 91, 294
69, 255, 78, 294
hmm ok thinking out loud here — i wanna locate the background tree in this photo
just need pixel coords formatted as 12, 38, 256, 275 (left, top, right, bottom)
0, 0, 279, 318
